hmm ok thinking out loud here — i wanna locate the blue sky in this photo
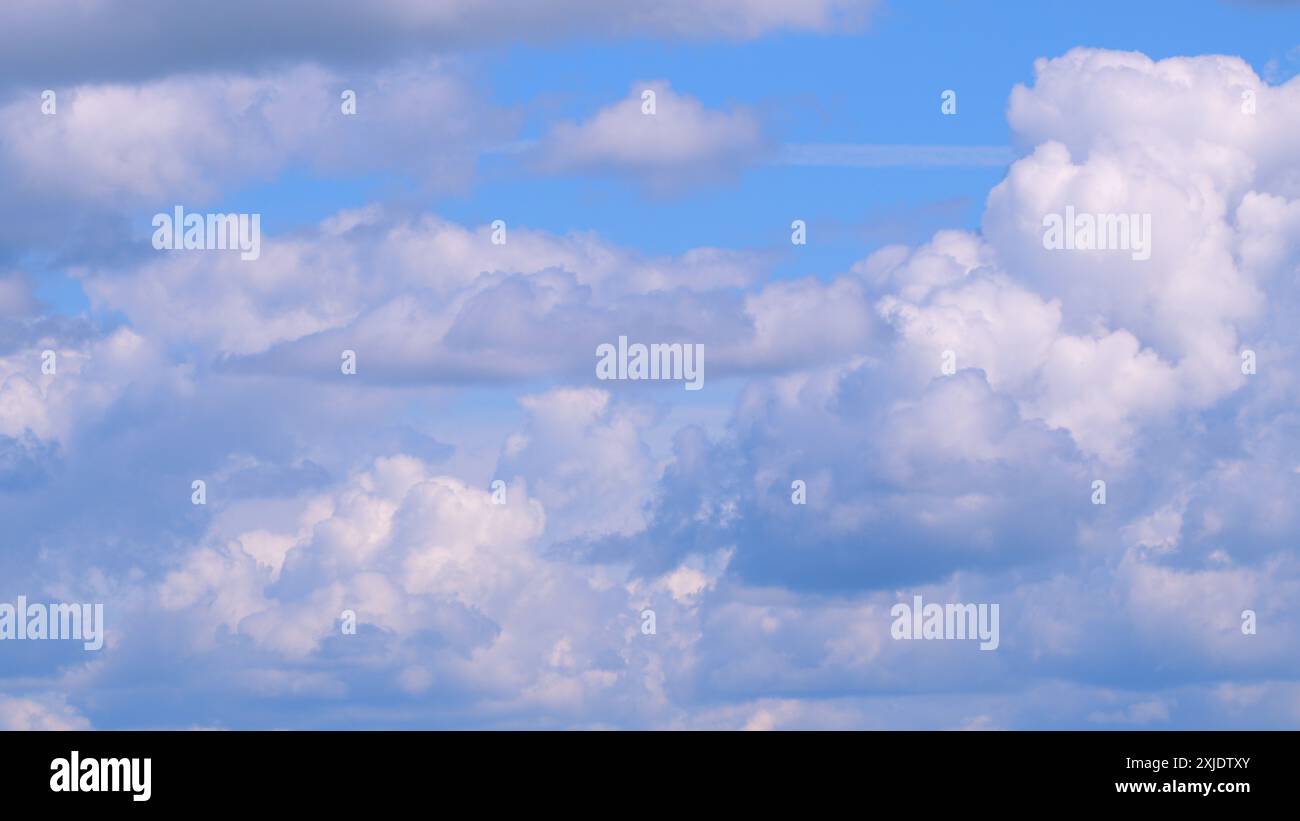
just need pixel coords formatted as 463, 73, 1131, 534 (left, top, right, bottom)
2, 0, 1300, 729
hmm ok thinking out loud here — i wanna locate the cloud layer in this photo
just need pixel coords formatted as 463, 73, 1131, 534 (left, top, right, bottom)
2, 38, 1300, 729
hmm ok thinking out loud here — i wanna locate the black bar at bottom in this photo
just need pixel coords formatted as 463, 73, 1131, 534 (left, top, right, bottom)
1, 730, 1285, 808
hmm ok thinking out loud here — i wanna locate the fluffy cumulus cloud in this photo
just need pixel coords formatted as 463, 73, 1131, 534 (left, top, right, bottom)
0, 61, 515, 262
4, 39, 1300, 729
0, 694, 91, 730
533, 82, 769, 190
77, 205, 865, 383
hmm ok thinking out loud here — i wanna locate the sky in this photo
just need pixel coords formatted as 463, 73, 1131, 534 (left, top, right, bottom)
1, 0, 1300, 729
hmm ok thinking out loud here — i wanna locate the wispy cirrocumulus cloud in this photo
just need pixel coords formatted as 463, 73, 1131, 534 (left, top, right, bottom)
3, 0, 1300, 734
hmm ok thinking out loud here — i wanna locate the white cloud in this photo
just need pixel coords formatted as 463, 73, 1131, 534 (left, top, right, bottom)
0, 694, 92, 730
533, 81, 768, 188
498, 388, 656, 543
0, 61, 513, 259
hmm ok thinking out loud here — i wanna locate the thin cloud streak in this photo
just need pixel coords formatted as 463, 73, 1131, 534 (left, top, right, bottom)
778, 143, 1018, 167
